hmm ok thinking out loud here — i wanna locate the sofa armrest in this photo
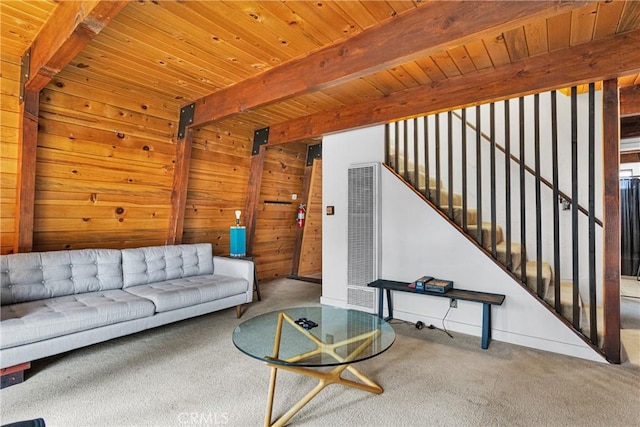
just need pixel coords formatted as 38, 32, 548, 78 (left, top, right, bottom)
213, 256, 254, 295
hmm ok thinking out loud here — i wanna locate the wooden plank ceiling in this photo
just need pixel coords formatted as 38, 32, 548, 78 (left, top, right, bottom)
2, 0, 640, 140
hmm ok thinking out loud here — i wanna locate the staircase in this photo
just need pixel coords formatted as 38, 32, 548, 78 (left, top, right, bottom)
390, 162, 583, 327
385, 87, 606, 350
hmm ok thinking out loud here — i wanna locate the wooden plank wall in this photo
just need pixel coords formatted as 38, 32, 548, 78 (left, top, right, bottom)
0, 60, 186, 253
0, 55, 21, 254
298, 159, 323, 277
31, 73, 176, 251
184, 126, 252, 253
2, 69, 309, 281
253, 143, 307, 281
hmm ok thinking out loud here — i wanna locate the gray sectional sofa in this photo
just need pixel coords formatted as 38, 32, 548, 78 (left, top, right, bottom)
0, 243, 254, 383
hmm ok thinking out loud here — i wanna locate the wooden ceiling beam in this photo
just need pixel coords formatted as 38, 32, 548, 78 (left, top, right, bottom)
620, 150, 640, 164
620, 84, 640, 116
25, 0, 130, 93
621, 115, 640, 139
190, 0, 586, 128
266, 28, 640, 145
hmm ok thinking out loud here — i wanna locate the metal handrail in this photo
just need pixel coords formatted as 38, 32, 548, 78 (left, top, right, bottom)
451, 110, 603, 228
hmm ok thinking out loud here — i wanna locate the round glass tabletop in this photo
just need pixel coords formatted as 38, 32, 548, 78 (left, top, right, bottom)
232, 306, 395, 367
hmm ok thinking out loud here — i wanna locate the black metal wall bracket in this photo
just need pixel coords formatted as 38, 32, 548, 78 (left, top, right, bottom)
19, 48, 31, 104
306, 143, 322, 166
253, 127, 269, 155
177, 103, 195, 139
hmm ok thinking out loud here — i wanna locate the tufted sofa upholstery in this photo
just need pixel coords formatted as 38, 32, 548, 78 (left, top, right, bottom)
0, 243, 253, 375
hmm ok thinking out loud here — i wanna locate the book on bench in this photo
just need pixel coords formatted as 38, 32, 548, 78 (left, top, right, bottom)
408, 276, 453, 293
408, 276, 432, 291
424, 279, 453, 293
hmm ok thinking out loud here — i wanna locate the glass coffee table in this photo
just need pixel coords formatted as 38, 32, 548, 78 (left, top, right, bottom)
232, 306, 395, 427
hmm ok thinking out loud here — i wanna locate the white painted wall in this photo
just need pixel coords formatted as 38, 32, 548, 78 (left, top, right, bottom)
321, 124, 605, 363
621, 136, 640, 153
321, 126, 386, 307
620, 161, 640, 177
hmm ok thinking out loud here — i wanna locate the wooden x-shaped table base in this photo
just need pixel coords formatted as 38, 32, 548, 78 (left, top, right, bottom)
264, 312, 383, 427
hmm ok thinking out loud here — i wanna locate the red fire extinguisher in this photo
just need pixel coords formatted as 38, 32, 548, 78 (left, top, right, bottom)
297, 203, 306, 228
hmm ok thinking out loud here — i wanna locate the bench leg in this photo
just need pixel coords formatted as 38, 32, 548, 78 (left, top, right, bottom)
376, 289, 384, 319
481, 303, 491, 349
375, 288, 394, 321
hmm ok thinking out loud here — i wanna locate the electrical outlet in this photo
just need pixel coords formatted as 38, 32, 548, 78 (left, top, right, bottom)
450, 299, 457, 308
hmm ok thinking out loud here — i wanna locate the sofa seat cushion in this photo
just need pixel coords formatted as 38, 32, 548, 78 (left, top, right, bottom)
0, 290, 155, 349
124, 275, 249, 312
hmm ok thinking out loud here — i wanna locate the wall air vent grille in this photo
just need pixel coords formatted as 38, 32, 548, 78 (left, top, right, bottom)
346, 163, 379, 312
347, 287, 375, 310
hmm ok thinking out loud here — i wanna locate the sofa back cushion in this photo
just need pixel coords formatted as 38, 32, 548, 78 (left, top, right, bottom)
121, 244, 214, 288
0, 249, 123, 305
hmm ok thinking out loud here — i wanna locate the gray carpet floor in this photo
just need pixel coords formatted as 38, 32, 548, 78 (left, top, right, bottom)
1, 278, 639, 427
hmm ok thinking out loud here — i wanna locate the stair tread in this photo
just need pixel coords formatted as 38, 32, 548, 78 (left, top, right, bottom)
494, 241, 523, 272
389, 154, 443, 188
467, 222, 504, 235
496, 241, 522, 250
440, 205, 478, 226
524, 261, 553, 299
441, 205, 476, 210
581, 303, 604, 341
525, 260, 552, 278
466, 223, 505, 251
427, 188, 462, 206
467, 222, 503, 230
551, 281, 583, 307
